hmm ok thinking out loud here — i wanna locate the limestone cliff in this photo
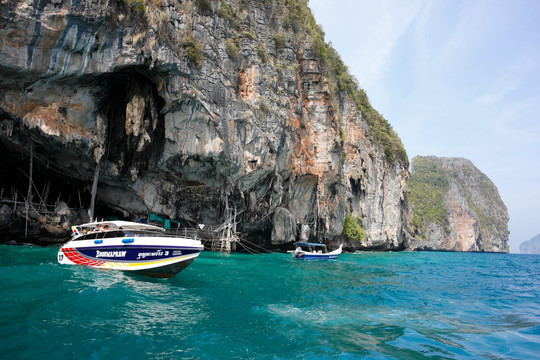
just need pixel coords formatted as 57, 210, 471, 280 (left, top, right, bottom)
0, 0, 408, 249
520, 234, 540, 254
406, 156, 509, 252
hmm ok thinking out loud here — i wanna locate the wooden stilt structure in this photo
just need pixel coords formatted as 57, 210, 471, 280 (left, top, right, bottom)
210, 192, 241, 252
89, 160, 100, 221
13, 191, 17, 213
25, 144, 33, 238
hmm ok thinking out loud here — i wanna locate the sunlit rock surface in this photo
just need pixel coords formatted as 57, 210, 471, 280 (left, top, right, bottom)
406, 156, 509, 253
0, 0, 409, 249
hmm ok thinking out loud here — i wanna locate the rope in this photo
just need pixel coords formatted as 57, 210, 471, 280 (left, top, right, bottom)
0, 217, 20, 232
238, 241, 262, 255
240, 238, 272, 253
28, 152, 87, 181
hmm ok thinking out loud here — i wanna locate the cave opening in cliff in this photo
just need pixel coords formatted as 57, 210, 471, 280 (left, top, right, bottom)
349, 177, 361, 196
92, 198, 128, 222
0, 141, 91, 213
100, 69, 166, 173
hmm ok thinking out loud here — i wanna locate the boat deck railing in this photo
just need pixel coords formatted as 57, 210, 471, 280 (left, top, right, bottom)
73, 228, 199, 241
170, 228, 198, 240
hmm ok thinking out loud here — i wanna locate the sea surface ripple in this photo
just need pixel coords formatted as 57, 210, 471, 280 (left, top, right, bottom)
0, 246, 538, 359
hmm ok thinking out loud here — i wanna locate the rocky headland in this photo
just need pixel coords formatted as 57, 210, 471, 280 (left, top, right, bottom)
406, 156, 509, 252
0, 1, 508, 252
520, 234, 540, 254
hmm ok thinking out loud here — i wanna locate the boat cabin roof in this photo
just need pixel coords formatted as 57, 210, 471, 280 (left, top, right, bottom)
73, 220, 165, 233
294, 242, 326, 247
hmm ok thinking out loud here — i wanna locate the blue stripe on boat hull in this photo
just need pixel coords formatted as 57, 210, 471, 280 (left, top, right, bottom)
301, 256, 339, 260
74, 246, 202, 262
294, 254, 339, 260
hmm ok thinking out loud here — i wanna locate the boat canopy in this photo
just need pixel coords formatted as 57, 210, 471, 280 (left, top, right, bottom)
74, 220, 165, 233
294, 242, 326, 247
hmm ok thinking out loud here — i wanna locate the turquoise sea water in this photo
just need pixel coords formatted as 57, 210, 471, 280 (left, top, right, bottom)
0, 246, 539, 359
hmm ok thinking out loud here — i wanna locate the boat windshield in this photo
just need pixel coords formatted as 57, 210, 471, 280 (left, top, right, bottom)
294, 242, 327, 253
73, 229, 164, 241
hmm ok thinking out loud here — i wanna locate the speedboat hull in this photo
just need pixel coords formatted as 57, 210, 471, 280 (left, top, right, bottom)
293, 252, 340, 260
59, 243, 202, 278
58, 221, 203, 278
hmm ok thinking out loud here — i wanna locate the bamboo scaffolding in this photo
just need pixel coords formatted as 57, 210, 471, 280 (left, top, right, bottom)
210, 192, 241, 252
89, 160, 101, 221
25, 144, 33, 238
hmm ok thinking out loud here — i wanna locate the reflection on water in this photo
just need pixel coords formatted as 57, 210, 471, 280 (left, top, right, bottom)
69, 268, 210, 337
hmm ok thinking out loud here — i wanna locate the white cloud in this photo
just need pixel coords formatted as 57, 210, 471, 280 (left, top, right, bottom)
363, 1, 425, 85
490, 94, 540, 143
434, 1, 494, 67
475, 55, 536, 107
311, 0, 426, 92
411, 1, 434, 70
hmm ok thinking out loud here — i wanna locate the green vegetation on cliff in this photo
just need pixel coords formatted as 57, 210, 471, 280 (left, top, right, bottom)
452, 161, 510, 239
408, 156, 510, 244
320, 45, 407, 166
281, 0, 408, 166
122, 0, 145, 14
225, 38, 240, 60
184, 35, 203, 67
211, 0, 408, 167
342, 214, 364, 242
407, 157, 450, 233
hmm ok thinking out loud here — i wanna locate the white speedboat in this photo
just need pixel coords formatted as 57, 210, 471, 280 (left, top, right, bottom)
288, 242, 343, 260
57, 220, 203, 278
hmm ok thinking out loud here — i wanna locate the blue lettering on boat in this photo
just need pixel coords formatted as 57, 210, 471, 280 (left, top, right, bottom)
96, 250, 127, 258
137, 250, 164, 260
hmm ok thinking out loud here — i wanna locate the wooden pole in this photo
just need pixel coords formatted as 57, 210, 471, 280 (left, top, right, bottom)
89, 160, 101, 221
43, 181, 50, 204
233, 204, 237, 234
43, 181, 50, 212
25, 144, 33, 238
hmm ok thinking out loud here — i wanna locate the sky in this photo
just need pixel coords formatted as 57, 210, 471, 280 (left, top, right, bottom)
310, 0, 540, 253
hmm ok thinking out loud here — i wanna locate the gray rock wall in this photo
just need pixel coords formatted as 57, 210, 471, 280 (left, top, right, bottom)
406, 156, 509, 252
0, 0, 409, 248
520, 234, 540, 254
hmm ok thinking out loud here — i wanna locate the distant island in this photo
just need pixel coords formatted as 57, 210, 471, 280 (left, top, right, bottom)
520, 234, 540, 254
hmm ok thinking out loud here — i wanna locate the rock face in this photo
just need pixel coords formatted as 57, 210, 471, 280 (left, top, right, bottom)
0, 0, 408, 249
406, 156, 509, 252
520, 234, 540, 254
